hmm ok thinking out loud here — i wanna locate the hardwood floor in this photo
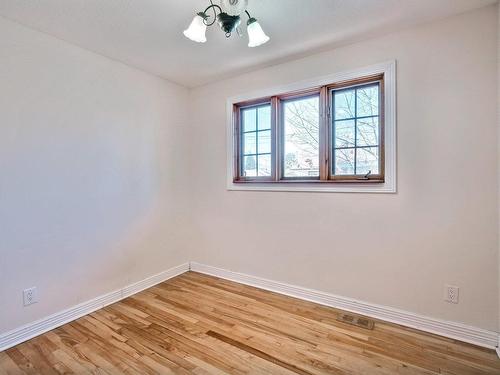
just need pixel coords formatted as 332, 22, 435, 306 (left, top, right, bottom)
1, 271, 499, 374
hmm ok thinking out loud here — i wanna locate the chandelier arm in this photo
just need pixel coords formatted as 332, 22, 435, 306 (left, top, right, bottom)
202, 1, 222, 27
244, 10, 252, 19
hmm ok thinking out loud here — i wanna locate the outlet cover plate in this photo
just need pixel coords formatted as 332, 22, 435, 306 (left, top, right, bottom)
23, 287, 38, 306
444, 285, 459, 304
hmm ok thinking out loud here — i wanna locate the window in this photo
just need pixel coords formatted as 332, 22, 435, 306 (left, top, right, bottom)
227, 62, 396, 193
234, 75, 384, 182
331, 81, 383, 180
282, 94, 320, 178
240, 104, 272, 178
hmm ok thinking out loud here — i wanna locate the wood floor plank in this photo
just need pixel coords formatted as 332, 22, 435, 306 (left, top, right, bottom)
2, 272, 500, 374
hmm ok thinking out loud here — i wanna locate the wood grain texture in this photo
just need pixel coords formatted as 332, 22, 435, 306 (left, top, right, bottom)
1, 271, 499, 374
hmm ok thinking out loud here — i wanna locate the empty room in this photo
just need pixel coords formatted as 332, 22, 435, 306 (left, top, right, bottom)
1, 0, 500, 373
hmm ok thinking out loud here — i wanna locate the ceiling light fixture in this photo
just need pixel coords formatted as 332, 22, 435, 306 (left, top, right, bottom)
183, 0, 270, 47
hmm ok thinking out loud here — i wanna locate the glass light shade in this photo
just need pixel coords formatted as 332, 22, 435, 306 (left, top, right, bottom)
247, 20, 269, 47
183, 14, 207, 43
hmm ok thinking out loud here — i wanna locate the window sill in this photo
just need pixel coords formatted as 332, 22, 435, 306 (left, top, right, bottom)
233, 179, 385, 184
227, 180, 396, 193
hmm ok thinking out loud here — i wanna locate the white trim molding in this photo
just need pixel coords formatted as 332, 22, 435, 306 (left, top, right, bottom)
0, 263, 190, 352
2, 261, 498, 352
190, 262, 499, 349
226, 60, 397, 193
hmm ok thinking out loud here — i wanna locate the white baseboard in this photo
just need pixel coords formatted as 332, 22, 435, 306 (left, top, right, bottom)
0, 263, 190, 352
190, 262, 500, 350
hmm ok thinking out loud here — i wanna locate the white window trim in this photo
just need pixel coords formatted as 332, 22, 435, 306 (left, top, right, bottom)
226, 60, 397, 193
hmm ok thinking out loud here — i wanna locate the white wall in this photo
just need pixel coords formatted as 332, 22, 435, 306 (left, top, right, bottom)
1, 4, 498, 338
0, 16, 190, 333
498, 3, 500, 332
188, 5, 499, 331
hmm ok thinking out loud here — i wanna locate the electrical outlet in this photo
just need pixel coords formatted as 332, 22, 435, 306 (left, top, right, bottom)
444, 285, 459, 304
23, 287, 38, 306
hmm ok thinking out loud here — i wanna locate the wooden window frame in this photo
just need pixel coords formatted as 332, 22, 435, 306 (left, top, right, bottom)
233, 74, 385, 184
327, 74, 385, 183
233, 98, 275, 182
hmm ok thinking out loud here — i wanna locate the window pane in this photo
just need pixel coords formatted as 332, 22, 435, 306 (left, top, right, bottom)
357, 117, 379, 147
334, 89, 355, 120
283, 95, 320, 177
356, 85, 379, 117
334, 120, 355, 148
334, 148, 355, 175
356, 147, 379, 175
257, 130, 271, 154
243, 132, 256, 155
257, 105, 271, 130
243, 155, 257, 176
242, 108, 256, 132
257, 154, 271, 176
